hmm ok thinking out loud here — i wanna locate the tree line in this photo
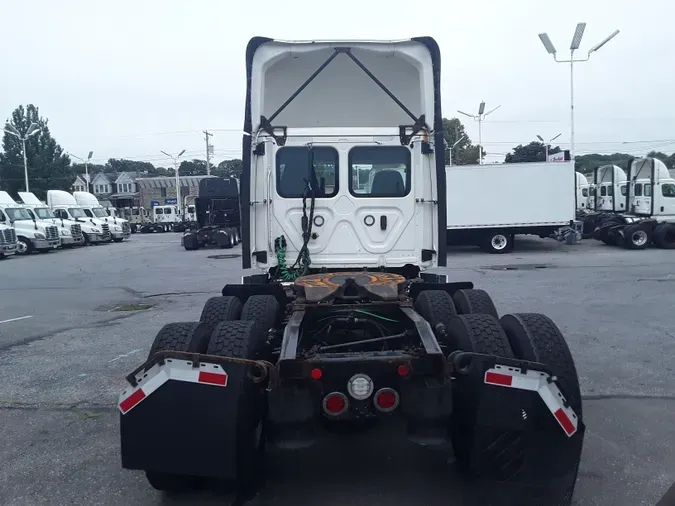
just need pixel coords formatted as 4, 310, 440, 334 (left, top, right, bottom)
3, 103, 671, 200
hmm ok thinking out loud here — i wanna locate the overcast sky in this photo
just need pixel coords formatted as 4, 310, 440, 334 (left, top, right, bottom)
1, 0, 673, 166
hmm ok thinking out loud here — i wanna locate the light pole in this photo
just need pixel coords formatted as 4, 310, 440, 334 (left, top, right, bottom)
536, 133, 562, 161
161, 149, 186, 218
458, 102, 501, 165
70, 151, 94, 192
3, 122, 41, 192
538, 24, 620, 159
447, 135, 466, 167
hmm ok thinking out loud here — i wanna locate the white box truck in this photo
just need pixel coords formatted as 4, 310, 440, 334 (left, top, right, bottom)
446, 160, 576, 253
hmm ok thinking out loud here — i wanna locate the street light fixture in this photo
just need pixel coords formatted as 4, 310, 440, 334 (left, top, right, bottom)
537, 24, 620, 159
458, 101, 501, 165
447, 134, 466, 167
3, 122, 41, 192
161, 149, 186, 218
536, 133, 563, 161
70, 150, 95, 193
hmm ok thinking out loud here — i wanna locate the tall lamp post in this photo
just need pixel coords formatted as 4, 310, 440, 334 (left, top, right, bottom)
538, 24, 620, 159
70, 151, 94, 192
536, 133, 562, 161
161, 149, 186, 218
458, 101, 501, 165
3, 122, 41, 192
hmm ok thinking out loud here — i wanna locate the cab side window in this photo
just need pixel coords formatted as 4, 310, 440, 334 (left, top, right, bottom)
662, 183, 675, 198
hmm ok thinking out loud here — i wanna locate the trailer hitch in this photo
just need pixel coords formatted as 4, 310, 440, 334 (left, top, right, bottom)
125, 350, 277, 389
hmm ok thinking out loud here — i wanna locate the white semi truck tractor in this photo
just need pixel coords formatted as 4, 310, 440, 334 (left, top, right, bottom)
0, 191, 61, 254
18, 192, 85, 248
47, 190, 110, 244
73, 191, 131, 242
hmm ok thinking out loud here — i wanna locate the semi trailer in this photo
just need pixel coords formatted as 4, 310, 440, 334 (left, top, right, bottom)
119, 37, 584, 505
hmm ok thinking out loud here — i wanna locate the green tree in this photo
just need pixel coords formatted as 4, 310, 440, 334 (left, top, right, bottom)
213, 158, 243, 178
0, 104, 73, 199
178, 159, 208, 176
106, 158, 157, 175
505, 141, 561, 163
441, 117, 481, 165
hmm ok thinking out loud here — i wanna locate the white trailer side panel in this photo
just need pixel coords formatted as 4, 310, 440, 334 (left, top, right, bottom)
446, 161, 574, 229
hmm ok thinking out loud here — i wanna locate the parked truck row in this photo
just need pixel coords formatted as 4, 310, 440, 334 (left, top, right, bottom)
577, 157, 675, 250
0, 189, 132, 259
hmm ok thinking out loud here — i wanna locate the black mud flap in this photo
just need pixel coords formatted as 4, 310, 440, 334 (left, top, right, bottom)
119, 357, 252, 480
451, 354, 585, 506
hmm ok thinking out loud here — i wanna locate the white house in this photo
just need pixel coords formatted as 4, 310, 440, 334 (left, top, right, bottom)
72, 174, 88, 193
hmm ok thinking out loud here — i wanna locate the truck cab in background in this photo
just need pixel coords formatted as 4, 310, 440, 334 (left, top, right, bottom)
0, 222, 18, 258
47, 190, 111, 244
18, 192, 85, 248
576, 172, 589, 212
0, 191, 61, 254
73, 191, 131, 242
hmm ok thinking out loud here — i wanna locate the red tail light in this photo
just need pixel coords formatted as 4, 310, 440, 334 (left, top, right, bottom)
323, 392, 348, 416
374, 388, 399, 412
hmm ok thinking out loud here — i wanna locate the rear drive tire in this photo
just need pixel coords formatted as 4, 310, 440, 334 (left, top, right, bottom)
413, 290, 458, 350
444, 314, 521, 479
207, 321, 269, 494
143, 321, 216, 493
452, 289, 499, 319
241, 295, 280, 334
199, 296, 243, 327
621, 223, 651, 250
499, 313, 582, 416
653, 223, 675, 249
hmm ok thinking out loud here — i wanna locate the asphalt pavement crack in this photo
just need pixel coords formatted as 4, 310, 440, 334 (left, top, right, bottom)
143, 290, 214, 298
0, 311, 145, 352
0, 400, 115, 413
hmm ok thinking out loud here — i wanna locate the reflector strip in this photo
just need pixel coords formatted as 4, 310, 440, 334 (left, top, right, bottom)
119, 388, 146, 414
553, 408, 576, 436
483, 364, 579, 437
485, 372, 513, 386
198, 371, 228, 386
118, 359, 228, 414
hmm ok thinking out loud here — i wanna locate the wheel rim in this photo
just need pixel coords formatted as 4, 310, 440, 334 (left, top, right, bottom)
17, 240, 28, 254
491, 234, 508, 250
632, 230, 648, 246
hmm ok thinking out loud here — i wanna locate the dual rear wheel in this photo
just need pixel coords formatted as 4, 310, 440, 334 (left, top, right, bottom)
145, 294, 280, 495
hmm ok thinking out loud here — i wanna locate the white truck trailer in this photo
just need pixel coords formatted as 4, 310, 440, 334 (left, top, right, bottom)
446, 160, 576, 253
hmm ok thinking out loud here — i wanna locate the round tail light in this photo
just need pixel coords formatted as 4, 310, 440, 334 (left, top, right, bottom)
323, 392, 348, 416
374, 388, 399, 413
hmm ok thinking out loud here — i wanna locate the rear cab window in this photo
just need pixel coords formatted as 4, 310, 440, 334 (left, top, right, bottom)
276, 147, 338, 198
348, 146, 411, 198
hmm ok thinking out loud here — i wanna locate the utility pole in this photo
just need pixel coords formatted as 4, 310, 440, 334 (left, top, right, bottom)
204, 130, 214, 176
3, 122, 41, 192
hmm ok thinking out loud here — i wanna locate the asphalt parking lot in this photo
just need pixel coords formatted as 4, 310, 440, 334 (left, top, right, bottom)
1, 234, 674, 506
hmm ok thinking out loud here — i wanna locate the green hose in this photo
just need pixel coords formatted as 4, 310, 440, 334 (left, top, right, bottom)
354, 310, 399, 322
275, 236, 310, 281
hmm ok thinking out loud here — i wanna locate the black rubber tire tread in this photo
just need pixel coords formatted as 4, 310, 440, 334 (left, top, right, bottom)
499, 313, 582, 417
413, 290, 458, 349
199, 296, 242, 327
621, 223, 650, 250
147, 322, 197, 359
241, 295, 280, 333
206, 320, 268, 491
653, 223, 675, 249
446, 314, 518, 479
145, 471, 198, 493
446, 314, 514, 358
452, 289, 499, 319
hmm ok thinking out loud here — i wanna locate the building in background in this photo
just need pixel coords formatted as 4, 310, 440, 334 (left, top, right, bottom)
135, 175, 209, 210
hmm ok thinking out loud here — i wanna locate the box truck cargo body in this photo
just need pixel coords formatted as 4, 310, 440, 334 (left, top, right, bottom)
446, 161, 576, 253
